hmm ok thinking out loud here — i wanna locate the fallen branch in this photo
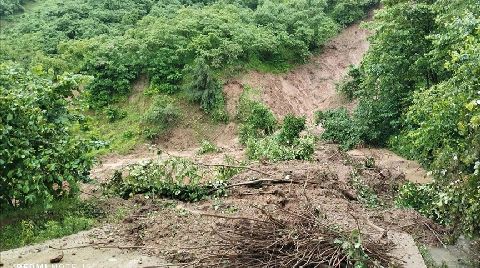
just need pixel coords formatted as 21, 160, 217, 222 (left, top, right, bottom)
180, 206, 268, 223
49, 243, 157, 251
227, 178, 300, 188
201, 206, 394, 268
195, 162, 272, 176
424, 222, 446, 248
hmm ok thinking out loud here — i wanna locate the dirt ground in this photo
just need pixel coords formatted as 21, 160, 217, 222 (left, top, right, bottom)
2, 144, 440, 268
224, 21, 369, 121
0, 226, 174, 268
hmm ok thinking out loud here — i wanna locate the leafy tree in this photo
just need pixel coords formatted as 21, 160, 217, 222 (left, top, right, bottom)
143, 95, 182, 139
323, 0, 480, 236
0, 63, 94, 210
326, 0, 379, 26
0, 0, 30, 16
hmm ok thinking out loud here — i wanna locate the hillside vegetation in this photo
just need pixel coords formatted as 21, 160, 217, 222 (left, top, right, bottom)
2, 0, 479, 261
0, 0, 377, 209
320, 0, 479, 236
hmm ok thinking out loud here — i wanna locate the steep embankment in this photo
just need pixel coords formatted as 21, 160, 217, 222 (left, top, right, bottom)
91, 21, 373, 181
225, 23, 369, 120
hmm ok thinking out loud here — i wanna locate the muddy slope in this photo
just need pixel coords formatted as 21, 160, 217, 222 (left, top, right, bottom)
225, 23, 369, 120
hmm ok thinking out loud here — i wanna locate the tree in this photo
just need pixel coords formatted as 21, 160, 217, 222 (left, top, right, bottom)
0, 63, 94, 210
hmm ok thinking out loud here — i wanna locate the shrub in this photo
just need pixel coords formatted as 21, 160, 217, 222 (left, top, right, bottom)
246, 134, 315, 162
396, 176, 480, 237
0, 64, 93, 209
336, 65, 363, 100
327, 0, 379, 26
142, 95, 181, 139
237, 90, 277, 144
279, 114, 306, 145
0, 0, 29, 16
316, 109, 361, 150
350, 171, 381, 208
0, 198, 100, 250
104, 106, 127, 122
105, 158, 227, 202
198, 140, 219, 155
185, 58, 229, 122
214, 155, 246, 181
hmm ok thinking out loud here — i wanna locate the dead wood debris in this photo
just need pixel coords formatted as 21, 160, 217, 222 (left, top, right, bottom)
200, 206, 396, 268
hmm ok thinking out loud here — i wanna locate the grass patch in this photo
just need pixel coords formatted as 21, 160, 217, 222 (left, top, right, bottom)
74, 89, 153, 155
0, 198, 103, 251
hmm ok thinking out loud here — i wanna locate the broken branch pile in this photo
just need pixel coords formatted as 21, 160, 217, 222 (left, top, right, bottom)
203, 206, 395, 268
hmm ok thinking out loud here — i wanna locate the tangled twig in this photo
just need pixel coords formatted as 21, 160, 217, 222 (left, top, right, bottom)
200, 206, 395, 268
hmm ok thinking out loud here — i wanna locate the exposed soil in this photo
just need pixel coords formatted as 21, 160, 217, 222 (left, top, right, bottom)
224, 23, 369, 121
348, 148, 432, 184
0, 226, 173, 268
97, 144, 442, 267
155, 100, 240, 151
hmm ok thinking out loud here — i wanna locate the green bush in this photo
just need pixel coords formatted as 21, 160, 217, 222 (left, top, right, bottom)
237, 90, 277, 144
327, 0, 379, 26
104, 106, 127, 122
198, 140, 219, 154
396, 176, 480, 237
278, 114, 306, 145
350, 171, 381, 208
0, 0, 29, 16
0, 63, 93, 209
323, 0, 480, 236
105, 158, 227, 202
0, 198, 100, 250
316, 109, 360, 150
246, 134, 315, 162
0, 0, 370, 110
142, 95, 181, 139
184, 58, 228, 122
214, 155, 246, 181
336, 65, 363, 100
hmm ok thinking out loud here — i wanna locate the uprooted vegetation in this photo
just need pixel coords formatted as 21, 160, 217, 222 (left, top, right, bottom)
103, 157, 233, 202
110, 144, 447, 267
203, 206, 394, 268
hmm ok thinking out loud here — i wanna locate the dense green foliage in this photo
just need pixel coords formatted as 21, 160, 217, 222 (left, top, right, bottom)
0, 63, 93, 209
198, 140, 220, 154
1, 0, 375, 111
246, 134, 315, 162
326, 0, 378, 26
278, 114, 306, 145
237, 88, 314, 161
0, 0, 30, 16
322, 0, 480, 236
0, 0, 375, 212
184, 59, 228, 122
315, 109, 361, 150
142, 95, 182, 139
237, 88, 278, 144
105, 158, 227, 201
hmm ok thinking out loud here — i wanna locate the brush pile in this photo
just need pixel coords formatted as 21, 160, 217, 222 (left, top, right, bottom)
204, 206, 396, 268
